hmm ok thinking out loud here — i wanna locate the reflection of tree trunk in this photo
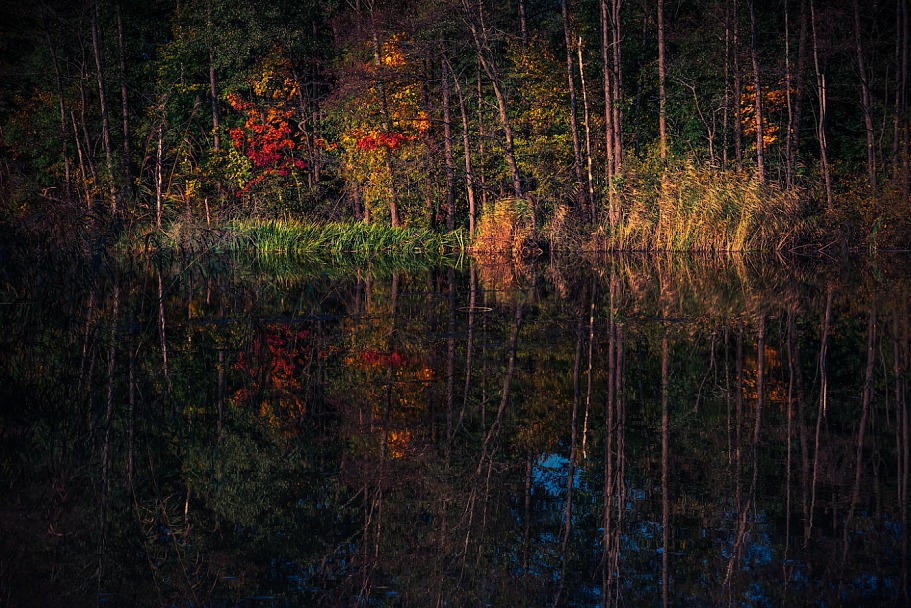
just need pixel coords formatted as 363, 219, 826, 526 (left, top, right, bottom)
785, 308, 796, 557
603, 270, 624, 607
446, 269, 456, 464
661, 318, 669, 608
523, 450, 532, 574
458, 263, 477, 434
477, 304, 522, 474
127, 337, 135, 491
554, 317, 584, 608
808, 286, 832, 542
843, 309, 875, 563
158, 270, 170, 388
583, 276, 596, 458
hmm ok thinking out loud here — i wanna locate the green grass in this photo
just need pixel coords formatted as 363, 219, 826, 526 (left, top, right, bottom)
126, 218, 468, 260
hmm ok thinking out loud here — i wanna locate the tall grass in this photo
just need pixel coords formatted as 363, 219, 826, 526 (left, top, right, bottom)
591, 162, 811, 252
126, 218, 468, 259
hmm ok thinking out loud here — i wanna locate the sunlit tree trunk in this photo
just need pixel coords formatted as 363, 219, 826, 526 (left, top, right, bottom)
601, 0, 617, 228
578, 39, 596, 223
784, 0, 794, 187
518, 0, 528, 45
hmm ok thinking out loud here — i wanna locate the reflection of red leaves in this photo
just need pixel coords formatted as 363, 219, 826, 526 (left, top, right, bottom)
233, 325, 312, 411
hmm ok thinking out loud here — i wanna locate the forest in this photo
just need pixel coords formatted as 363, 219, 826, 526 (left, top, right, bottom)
1, 0, 910, 252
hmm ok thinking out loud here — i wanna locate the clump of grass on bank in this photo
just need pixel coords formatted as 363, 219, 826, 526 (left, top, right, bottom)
126, 218, 468, 258
471, 197, 543, 261
592, 162, 810, 252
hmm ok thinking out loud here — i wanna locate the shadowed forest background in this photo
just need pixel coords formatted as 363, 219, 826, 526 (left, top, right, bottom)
1, 0, 910, 252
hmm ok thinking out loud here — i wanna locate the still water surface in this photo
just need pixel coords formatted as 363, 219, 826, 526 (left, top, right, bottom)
1, 253, 908, 606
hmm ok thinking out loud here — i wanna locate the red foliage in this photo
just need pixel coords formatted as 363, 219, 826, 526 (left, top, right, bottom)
355, 132, 409, 151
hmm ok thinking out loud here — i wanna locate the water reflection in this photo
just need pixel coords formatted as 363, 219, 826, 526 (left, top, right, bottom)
0, 254, 908, 606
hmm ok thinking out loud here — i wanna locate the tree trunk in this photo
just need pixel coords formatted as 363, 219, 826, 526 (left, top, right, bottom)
46, 30, 71, 197
450, 63, 477, 235
749, 0, 765, 183
810, 0, 833, 211
464, 0, 523, 199
611, 0, 623, 171
442, 55, 456, 231
578, 38, 596, 223
733, 0, 744, 172
562, 0, 584, 199
601, 0, 616, 227
784, 0, 794, 187
518, 0, 528, 45
115, 0, 131, 197
370, 23, 400, 226
853, 0, 877, 189
91, 0, 117, 214
658, 0, 668, 162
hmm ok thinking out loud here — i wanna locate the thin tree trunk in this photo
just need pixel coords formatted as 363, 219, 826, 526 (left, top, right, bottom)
749, 0, 765, 183
156, 118, 163, 228
611, 0, 623, 171
810, 0, 833, 211
784, 0, 794, 187
578, 38, 596, 223
442, 56, 456, 231
518, 0, 528, 45
115, 0, 131, 196
724, 0, 731, 171
792, 0, 810, 187
601, 0, 617, 227
853, 0, 877, 188
658, 0, 668, 162
71, 112, 90, 207
464, 0, 523, 199
91, 0, 117, 214
562, 0, 584, 199
734, 0, 744, 171
450, 63, 477, 235
370, 22, 400, 226
46, 30, 71, 197
209, 48, 220, 152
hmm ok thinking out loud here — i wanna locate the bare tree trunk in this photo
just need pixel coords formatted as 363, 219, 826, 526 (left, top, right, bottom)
156, 118, 163, 228
734, 0, 744, 172
450, 63, 477, 235
611, 0, 623, 171
209, 49, 220, 152
115, 0, 131, 197
562, 0, 584, 199
477, 61, 488, 211
578, 38, 596, 223
91, 0, 117, 214
518, 0, 528, 45
792, 0, 811, 187
464, 0, 523, 199
902, 0, 910, 195
749, 0, 765, 183
853, 0, 877, 188
658, 0, 668, 162
71, 112, 90, 207
784, 0, 794, 187
601, 0, 616, 227
442, 55, 456, 231
46, 30, 71, 197
810, 0, 833, 211
724, 0, 731, 171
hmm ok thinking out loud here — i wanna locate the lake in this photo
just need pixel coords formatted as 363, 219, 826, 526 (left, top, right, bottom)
1, 252, 908, 606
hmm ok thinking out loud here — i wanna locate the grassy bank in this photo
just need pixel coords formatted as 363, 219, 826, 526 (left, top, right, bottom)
128, 218, 468, 260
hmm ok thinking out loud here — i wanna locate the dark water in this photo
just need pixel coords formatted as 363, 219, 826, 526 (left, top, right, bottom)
1, 253, 909, 607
